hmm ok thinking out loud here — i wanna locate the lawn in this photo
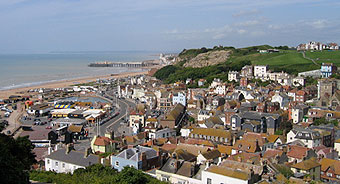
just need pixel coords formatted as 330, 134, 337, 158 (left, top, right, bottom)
305, 50, 340, 66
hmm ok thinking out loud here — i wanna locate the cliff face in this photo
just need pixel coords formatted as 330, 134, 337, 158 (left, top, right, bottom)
177, 50, 232, 68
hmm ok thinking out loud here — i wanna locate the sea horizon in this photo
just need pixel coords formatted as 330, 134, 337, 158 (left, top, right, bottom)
0, 51, 160, 91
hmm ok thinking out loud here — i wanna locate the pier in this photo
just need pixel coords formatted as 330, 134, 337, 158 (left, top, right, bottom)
88, 60, 158, 68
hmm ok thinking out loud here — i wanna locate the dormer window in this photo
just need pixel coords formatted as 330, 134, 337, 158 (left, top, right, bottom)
247, 146, 250, 150
238, 144, 242, 148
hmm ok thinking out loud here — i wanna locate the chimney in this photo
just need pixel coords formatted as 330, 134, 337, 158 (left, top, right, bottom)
84, 147, 91, 158
65, 144, 72, 154
48, 147, 53, 155
237, 156, 242, 163
217, 157, 222, 166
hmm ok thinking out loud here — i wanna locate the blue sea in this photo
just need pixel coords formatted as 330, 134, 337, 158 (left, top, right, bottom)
0, 51, 159, 91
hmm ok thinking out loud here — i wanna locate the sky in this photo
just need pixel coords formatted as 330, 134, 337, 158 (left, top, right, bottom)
0, 0, 340, 53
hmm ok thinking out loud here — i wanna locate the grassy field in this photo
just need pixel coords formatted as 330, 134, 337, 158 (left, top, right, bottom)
229, 51, 319, 74
305, 50, 340, 66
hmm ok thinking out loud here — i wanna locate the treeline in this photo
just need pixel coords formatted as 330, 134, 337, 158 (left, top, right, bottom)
154, 60, 251, 84
30, 164, 165, 184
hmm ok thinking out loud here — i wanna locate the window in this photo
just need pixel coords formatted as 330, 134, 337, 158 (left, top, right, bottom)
336, 175, 340, 179
321, 171, 324, 175
327, 173, 333, 177
47, 159, 50, 164
115, 161, 119, 167
207, 178, 212, 184
55, 161, 58, 166
62, 163, 65, 168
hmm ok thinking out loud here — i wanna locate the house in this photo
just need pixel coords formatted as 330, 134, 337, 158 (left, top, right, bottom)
148, 128, 176, 139
90, 135, 116, 154
240, 65, 253, 77
291, 158, 321, 181
254, 65, 268, 79
214, 85, 226, 95
197, 149, 221, 165
129, 111, 145, 131
293, 76, 305, 87
172, 92, 186, 106
321, 63, 337, 78
45, 147, 99, 174
160, 103, 186, 128
111, 146, 161, 172
287, 128, 321, 148
320, 158, 340, 183
198, 79, 207, 87
202, 163, 258, 184
228, 71, 240, 82
231, 139, 262, 155
271, 92, 290, 109
286, 145, 317, 163
231, 111, 281, 135
198, 109, 211, 121
156, 158, 203, 184
189, 128, 232, 145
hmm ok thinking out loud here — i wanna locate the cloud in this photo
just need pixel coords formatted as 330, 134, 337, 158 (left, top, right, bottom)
235, 20, 261, 27
233, 9, 259, 17
306, 19, 329, 29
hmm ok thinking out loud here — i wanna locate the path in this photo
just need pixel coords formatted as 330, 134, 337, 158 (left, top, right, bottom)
301, 51, 320, 66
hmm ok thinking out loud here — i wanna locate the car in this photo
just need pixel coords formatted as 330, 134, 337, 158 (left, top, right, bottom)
46, 126, 52, 129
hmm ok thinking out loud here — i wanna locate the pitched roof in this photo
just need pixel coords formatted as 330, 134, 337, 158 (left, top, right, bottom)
201, 149, 221, 160
206, 165, 250, 181
68, 125, 83, 133
233, 139, 260, 153
46, 149, 99, 167
190, 128, 232, 139
217, 145, 232, 155
291, 158, 320, 170
287, 145, 310, 159
93, 136, 115, 146
320, 158, 340, 175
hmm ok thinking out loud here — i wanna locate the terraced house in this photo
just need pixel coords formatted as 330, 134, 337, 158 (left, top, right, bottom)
189, 128, 232, 145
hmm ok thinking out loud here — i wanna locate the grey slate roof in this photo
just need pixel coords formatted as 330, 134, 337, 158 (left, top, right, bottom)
45, 149, 99, 167
115, 146, 158, 162
239, 111, 280, 120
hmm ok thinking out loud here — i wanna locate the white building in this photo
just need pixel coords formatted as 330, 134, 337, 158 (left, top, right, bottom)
202, 165, 251, 184
45, 147, 99, 174
254, 65, 268, 79
291, 108, 304, 124
271, 92, 290, 109
214, 85, 226, 95
172, 92, 186, 106
287, 128, 321, 148
198, 110, 211, 121
293, 76, 305, 87
148, 128, 176, 139
228, 71, 240, 82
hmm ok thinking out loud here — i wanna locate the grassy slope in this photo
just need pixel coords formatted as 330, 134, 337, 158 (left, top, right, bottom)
230, 51, 319, 74
305, 50, 340, 65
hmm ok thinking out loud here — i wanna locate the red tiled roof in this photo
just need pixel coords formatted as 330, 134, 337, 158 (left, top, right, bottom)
287, 145, 310, 159
94, 136, 115, 146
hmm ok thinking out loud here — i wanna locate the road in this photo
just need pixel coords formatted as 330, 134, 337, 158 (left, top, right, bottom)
74, 90, 136, 151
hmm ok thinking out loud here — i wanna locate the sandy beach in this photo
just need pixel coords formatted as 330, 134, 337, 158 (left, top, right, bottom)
0, 69, 151, 99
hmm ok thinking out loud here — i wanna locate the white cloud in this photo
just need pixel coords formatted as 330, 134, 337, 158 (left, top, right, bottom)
233, 9, 259, 17
307, 19, 329, 29
235, 20, 260, 27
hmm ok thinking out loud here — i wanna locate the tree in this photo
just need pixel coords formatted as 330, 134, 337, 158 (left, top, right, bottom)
0, 134, 36, 184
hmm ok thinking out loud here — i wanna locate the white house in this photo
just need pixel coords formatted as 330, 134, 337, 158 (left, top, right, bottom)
214, 85, 226, 95
198, 109, 211, 121
172, 92, 186, 106
202, 165, 251, 184
148, 128, 176, 139
45, 147, 99, 174
291, 107, 304, 124
228, 71, 240, 82
271, 92, 290, 109
287, 128, 321, 148
293, 76, 305, 87
254, 65, 268, 79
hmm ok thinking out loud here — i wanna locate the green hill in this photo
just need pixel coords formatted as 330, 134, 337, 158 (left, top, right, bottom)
154, 45, 340, 84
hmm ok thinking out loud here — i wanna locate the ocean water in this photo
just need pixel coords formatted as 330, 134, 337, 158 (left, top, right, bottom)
0, 51, 158, 91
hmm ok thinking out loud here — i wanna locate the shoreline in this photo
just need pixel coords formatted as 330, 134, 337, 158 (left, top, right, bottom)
0, 67, 156, 99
